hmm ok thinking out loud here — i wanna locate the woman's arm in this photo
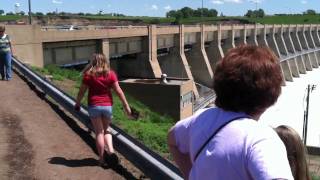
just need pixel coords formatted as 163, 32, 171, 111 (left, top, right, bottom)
168, 127, 192, 179
9, 41, 13, 55
112, 81, 131, 116
75, 82, 88, 109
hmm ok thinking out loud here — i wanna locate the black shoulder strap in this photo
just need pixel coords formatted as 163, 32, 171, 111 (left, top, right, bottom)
194, 116, 247, 162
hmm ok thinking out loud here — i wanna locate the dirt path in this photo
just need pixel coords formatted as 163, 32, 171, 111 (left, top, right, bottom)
0, 73, 144, 180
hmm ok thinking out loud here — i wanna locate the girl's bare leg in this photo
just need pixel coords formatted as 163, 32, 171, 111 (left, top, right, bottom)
102, 117, 114, 154
91, 117, 105, 163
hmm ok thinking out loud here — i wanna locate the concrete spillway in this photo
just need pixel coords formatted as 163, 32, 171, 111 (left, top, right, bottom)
5, 24, 320, 119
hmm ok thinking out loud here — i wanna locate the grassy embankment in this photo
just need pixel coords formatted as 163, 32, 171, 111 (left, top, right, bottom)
251, 14, 320, 24
82, 14, 320, 24
0, 15, 22, 21
31, 65, 174, 157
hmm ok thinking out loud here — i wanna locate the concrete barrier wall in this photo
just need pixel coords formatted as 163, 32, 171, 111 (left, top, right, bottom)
6, 24, 320, 100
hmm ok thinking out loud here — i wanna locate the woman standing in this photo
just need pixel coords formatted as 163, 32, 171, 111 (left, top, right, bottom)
75, 53, 131, 165
0, 25, 13, 81
168, 45, 293, 180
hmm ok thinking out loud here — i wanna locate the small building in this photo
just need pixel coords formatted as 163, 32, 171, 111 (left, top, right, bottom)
120, 77, 194, 121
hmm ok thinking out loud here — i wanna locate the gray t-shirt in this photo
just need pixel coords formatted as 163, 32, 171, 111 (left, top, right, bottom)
173, 107, 294, 180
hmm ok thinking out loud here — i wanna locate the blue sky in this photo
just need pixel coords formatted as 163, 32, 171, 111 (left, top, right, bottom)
1, 0, 320, 17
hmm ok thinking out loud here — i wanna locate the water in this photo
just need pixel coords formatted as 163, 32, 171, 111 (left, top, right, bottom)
260, 68, 320, 147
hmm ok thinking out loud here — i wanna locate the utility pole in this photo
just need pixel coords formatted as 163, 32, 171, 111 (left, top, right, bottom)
201, 0, 204, 23
28, 0, 32, 24
303, 84, 316, 145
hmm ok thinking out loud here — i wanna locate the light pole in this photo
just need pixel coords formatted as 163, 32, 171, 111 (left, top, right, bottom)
303, 84, 316, 145
201, 0, 204, 22
28, 0, 32, 24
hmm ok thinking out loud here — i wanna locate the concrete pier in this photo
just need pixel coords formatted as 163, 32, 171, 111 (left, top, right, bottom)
291, 25, 313, 71
246, 25, 258, 46
303, 25, 319, 68
283, 25, 306, 74
275, 25, 299, 78
266, 25, 293, 82
297, 25, 315, 70
256, 25, 268, 47
311, 25, 320, 65
220, 25, 234, 54
205, 25, 224, 72
184, 25, 214, 88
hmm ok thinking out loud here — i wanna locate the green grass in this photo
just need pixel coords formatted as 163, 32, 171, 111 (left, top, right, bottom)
0, 15, 22, 21
83, 15, 175, 24
248, 15, 320, 24
312, 174, 320, 180
32, 65, 174, 156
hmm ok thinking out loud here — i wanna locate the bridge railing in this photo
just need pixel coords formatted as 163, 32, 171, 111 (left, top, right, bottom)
12, 57, 183, 180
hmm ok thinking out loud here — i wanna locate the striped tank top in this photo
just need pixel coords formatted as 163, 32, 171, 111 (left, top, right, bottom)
0, 34, 11, 53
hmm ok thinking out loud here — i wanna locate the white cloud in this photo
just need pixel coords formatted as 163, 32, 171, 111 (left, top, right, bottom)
52, 0, 63, 4
301, 0, 307, 4
211, 0, 224, 4
248, 0, 263, 3
164, 5, 171, 10
225, 0, 243, 3
210, 0, 244, 4
151, 4, 158, 10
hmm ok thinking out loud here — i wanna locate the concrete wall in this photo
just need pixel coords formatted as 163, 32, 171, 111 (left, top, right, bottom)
6, 25, 43, 67
120, 79, 193, 121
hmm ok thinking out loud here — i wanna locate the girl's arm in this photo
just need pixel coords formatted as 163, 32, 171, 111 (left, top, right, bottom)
112, 81, 131, 116
75, 82, 88, 109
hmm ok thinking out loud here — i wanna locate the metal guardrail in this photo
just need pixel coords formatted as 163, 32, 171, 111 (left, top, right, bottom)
41, 25, 149, 31
280, 48, 320, 62
12, 57, 183, 180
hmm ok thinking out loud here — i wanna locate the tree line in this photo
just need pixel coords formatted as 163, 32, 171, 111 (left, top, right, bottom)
166, 7, 218, 19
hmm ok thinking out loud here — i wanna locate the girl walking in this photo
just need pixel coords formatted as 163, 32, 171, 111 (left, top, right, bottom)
75, 53, 131, 166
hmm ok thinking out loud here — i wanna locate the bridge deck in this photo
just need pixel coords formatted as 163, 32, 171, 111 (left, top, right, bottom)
0, 73, 143, 179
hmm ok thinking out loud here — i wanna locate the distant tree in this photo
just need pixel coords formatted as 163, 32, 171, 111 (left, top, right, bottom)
0, 10, 4, 15
256, 9, 265, 18
35, 12, 44, 16
6, 12, 14, 15
166, 7, 218, 19
245, 10, 254, 17
208, 9, 218, 17
220, 12, 225, 17
77, 12, 84, 16
166, 10, 177, 18
245, 9, 264, 18
19, 11, 25, 15
59, 11, 67, 16
180, 7, 193, 18
303, 9, 316, 15
85, 13, 93, 16
150, 18, 161, 24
